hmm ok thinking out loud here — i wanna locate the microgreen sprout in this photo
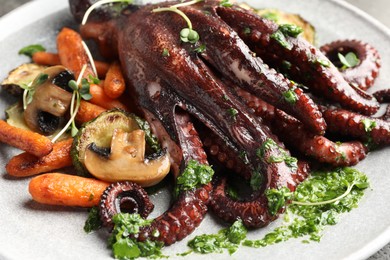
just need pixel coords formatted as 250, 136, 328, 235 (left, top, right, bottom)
52, 65, 92, 143
20, 73, 49, 110
82, 41, 98, 76
152, 0, 203, 44
81, 0, 133, 25
338, 52, 360, 69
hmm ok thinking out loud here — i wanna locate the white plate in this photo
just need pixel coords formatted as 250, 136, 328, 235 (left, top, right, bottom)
1, 0, 390, 259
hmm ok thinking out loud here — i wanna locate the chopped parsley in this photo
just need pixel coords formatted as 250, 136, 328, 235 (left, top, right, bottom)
250, 170, 264, 191
18, 44, 46, 58
245, 167, 369, 247
256, 138, 298, 171
243, 27, 251, 35
174, 160, 214, 197
278, 24, 303, 38
109, 213, 165, 259
227, 108, 239, 120
162, 48, 170, 57
338, 52, 360, 69
134, 115, 161, 153
265, 187, 292, 216
194, 44, 206, 53
283, 88, 298, 104
361, 118, 377, 133
271, 30, 292, 50
84, 206, 102, 233
187, 220, 247, 255
219, 0, 233, 7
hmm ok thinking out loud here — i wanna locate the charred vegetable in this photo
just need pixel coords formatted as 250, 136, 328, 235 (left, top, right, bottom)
23, 66, 74, 135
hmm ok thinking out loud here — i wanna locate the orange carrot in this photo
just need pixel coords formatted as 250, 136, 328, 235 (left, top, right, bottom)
57, 27, 95, 79
32, 51, 61, 66
89, 83, 128, 111
32, 51, 109, 79
29, 173, 110, 207
95, 60, 110, 79
0, 120, 52, 157
6, 139, 73, 177
104, 61, 126, 99
76, 101, 107, 124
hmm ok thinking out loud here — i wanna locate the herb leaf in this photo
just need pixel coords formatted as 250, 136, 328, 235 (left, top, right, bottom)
18, 44, 46, 58
175, 160, 214, 197
265, 187, 293, 215
338, 52, 360, 69
283, 88, 298, 104
84, 206, 102, 233
361, 118, 376, 133
219, 0, 233, 7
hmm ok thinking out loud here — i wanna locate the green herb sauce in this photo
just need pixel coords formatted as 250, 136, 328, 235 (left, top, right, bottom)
283, 88, 298, 104
109, 213, 165, 259
84, 206, 102, 233
174, 159, 214, 197
256, 138, 298, 171
187, 220, 247, 255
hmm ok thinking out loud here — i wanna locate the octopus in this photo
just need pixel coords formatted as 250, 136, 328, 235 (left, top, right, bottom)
69, 0, 385, 247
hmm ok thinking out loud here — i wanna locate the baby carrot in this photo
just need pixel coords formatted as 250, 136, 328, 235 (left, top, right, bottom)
104, 61, 126, 99
6, 138, 73, 177
32, 52, 61, 66
29, 173, 110, 207
57, 27, 95, 79
89, 83, 128, 111
0, 120, 52, 157
76, 101, 107, 124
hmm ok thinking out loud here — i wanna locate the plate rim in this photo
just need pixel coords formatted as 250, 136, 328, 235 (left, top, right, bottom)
1, 0, 390, 259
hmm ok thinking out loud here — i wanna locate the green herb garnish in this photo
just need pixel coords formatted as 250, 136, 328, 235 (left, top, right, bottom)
187, 220, 246, 255
256, 138, 298, 171
219, 0, 233, 7
134, 115, 161, 152
315, 58, 331, 67
152, 0, 203, 44
52, 65, 93, 142
162, 48, 170, 57
250, 170, 264, 191
361, 118, 377, 133
279, 24, 303, 38
338, 52, 360, 69
18, 44, 46, 58
84, 206, 102, 233
266, 187, 293, 215
270, 30, 292, 50
174, 160, 214, 197
194, 44, 206, 53
227, 107, 238, 120
283, 88, 298, 104
243, 27, 251, 35
109, 213, 165, 259
20, 73, 49, 110
245, 167, 369, 247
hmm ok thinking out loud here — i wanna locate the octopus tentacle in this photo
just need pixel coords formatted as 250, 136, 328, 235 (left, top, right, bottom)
320, 40, 381, 90
237, 88, 367, 166
184, 5, 326, 135
100, 182, 154, 229
209, 161, 310, 227
216, 5, 380, 115
138, 110, 212, 246
322, 107, 390, 146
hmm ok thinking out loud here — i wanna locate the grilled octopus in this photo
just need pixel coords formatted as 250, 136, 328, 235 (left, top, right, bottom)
69, 0, 384, 246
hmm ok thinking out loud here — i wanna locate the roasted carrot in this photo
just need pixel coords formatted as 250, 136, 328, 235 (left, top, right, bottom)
32, 51, 109, 79
0, 120, 52, 157
6, 139, 73, 177
89, 83, 128, 111
57, 27, 95, 79
32, 51, 61, 66
76, 101, 107, 124
29, 173, 110, 207
95, 60, 110, 79
104, 61, 126, 99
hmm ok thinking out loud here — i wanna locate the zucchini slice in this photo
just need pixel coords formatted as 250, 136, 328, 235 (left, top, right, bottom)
71, 109, 162, 177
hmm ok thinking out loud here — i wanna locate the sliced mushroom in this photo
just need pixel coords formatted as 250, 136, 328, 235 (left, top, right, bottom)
84, 128, 171, 187
24, 66, 74, 135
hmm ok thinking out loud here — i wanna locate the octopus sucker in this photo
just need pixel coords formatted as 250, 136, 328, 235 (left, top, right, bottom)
67, 0, 384, 245
320, 40, 381, 91
216, 5, 380, 115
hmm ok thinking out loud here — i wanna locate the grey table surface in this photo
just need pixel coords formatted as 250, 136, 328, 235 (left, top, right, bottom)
0, 0, 390, 259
